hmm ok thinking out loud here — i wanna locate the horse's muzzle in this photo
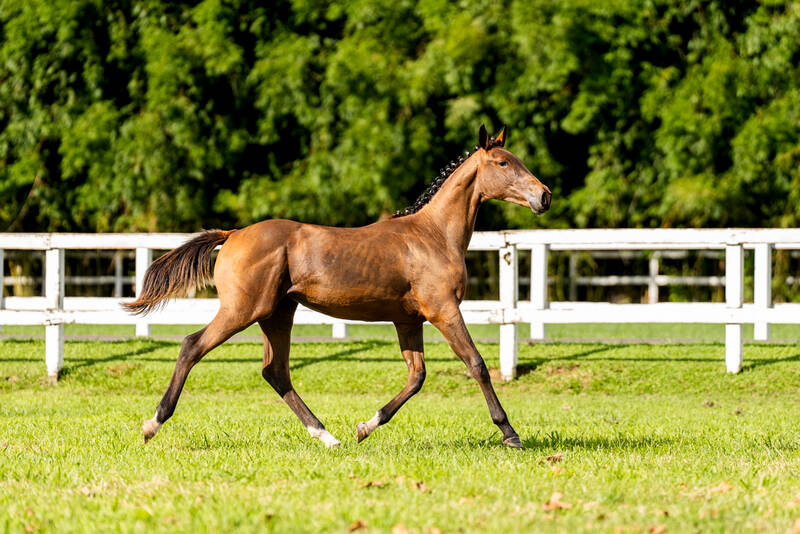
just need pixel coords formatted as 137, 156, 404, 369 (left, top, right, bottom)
527, 189, 551, 214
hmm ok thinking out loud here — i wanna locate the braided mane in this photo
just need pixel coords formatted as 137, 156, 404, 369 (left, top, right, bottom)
393, 138, 503, 218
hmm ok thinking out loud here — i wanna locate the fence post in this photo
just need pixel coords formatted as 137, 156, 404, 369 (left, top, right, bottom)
648, 252, 660, 304
45, 248, 65, 383
725, 244, 744, 373
529, 243, 549, 339
753, 243, 772, 341
135, 247, 152, 337
113, 251, 124, 298
332, 321, 348, 338
568, 253, 577, 301
499, 245, 518, 381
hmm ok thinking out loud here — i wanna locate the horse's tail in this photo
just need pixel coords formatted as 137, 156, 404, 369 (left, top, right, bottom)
122, 229, 235, 316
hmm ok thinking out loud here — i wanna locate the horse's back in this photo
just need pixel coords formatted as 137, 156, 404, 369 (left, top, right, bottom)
286, 221, 424, 321
214, 218, 425, 322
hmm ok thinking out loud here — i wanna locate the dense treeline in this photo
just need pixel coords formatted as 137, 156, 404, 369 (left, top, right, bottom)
1, 0, 799, 233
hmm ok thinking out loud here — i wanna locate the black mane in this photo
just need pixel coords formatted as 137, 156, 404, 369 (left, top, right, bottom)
393, 138, 502, 218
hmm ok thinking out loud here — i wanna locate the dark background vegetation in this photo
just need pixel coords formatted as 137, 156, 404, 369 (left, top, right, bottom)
1, 0, 799, 234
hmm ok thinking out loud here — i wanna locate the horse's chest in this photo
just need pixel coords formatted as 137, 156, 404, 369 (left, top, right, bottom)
414, 259, 467, 301
453, 265, 468, 302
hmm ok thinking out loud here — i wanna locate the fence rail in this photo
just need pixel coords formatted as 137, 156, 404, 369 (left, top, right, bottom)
11, 248, 800, 303
1, 229, 798, 382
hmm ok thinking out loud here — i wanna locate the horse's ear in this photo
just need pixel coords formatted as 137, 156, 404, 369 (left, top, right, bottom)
478, 124, 489, 150
495, 125, 507, 147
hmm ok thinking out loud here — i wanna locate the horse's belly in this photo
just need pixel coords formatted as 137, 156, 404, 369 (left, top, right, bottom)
290, 288, 420, 323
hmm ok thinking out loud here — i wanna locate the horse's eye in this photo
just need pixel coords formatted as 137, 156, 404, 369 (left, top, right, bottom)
499, 160, 508, 167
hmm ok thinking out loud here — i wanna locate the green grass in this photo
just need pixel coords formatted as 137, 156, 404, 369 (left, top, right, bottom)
6, 322, 800, 341
2, 335, 800, 533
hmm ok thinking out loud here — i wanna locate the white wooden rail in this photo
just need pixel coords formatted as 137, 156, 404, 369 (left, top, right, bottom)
1, 229, 799, 382
10, 248, 789, 303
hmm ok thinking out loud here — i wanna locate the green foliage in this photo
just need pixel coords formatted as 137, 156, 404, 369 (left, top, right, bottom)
0, 0, 798, 231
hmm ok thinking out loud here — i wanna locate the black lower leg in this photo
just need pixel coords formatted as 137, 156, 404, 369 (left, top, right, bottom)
357, 323, 425, 443
282, 390, 326, 431
356, 367, 425, 442
377, 367, 426, 424
431, 308, 522, 447
467, 359, 521, 446
264, 372, 338, 446
155, 330, 205, 424
143, 323, 232, 443
261, 357, 327, 432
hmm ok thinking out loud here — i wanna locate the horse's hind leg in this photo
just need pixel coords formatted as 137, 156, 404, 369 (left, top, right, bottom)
142, 309, 248, 442
356, 322, 425, 443
259, 300, 341, 448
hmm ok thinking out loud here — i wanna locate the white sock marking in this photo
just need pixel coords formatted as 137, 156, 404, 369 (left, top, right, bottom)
365, 412, 381, 434
307, 426, 341, 448
142, 412, 162, 439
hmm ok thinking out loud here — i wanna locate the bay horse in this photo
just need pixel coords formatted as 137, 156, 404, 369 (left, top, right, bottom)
125, 125, 551, 448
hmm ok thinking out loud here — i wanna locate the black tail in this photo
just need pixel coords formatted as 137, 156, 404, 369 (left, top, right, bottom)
122, 229, 234, 316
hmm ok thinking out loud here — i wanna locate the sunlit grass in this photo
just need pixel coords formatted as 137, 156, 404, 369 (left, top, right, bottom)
1, 336, 800, 532
5, 322, 800, 341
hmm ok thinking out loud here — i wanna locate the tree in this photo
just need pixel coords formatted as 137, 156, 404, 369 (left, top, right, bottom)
1, 0, 798, 232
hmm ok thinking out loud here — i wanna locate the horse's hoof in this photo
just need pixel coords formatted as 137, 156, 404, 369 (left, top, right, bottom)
322, 435, 341, 448
142, 419, 161, 444
320, 431, 341, 448
307, 426, 341, 447
503, 435, 524, 448
356, 422, 370, 443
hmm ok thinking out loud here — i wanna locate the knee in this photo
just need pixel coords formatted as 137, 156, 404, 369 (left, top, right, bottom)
182, 330, 203, 347
409, 368, 426, 393
178, 332, 202, 362
262, 366, 292, 396
178, 335, 194, 355
468, 360, 490, 383
491, 411, 509, 426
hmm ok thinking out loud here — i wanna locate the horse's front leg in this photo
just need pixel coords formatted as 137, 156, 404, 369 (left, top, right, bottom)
356, 322, 425, 443
428, 304, 523, 448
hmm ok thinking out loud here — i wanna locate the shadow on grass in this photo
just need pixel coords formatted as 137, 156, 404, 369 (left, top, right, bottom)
741, 352, 800, 371
524, 347, 800, 369
58, 340, 176, 378
289, 341, 388, 371
521, 432, 676, 451
7, 336, 799, 375
0, 339, 174, 365
516, 345, 615, 376
432, 431, 676, 452
0, 338, 47, 362
73, 340, 460, 366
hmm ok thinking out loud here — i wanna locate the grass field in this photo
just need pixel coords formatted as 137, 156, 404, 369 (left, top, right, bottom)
7, 322, 800, 342
2, 332, 800, 533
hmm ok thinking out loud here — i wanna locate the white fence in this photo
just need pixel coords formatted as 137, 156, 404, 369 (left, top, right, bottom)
10, 248, 776, 304
1, 250, 133, 297
1, 229, 799, 382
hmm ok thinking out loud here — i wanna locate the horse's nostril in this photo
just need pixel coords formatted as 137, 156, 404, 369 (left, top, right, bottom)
541, 191, 551, 209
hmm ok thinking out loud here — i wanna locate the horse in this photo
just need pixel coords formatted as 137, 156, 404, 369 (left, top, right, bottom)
124, 124, 551, 449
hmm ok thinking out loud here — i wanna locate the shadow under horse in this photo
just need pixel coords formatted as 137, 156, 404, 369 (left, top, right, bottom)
124, 125, 551, 448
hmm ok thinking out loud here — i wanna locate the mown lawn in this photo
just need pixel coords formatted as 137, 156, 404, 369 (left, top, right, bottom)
6, 321, 800, 341
1, 334, 800, 533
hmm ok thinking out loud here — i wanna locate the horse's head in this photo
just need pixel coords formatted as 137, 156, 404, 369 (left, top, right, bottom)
474, 124, 551, 214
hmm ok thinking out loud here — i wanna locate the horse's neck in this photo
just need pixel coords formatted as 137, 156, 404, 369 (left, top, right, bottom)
417, 163, 482, 255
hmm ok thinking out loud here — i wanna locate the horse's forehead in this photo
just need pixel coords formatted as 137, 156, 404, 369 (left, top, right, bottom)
489, 147, 526, 168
